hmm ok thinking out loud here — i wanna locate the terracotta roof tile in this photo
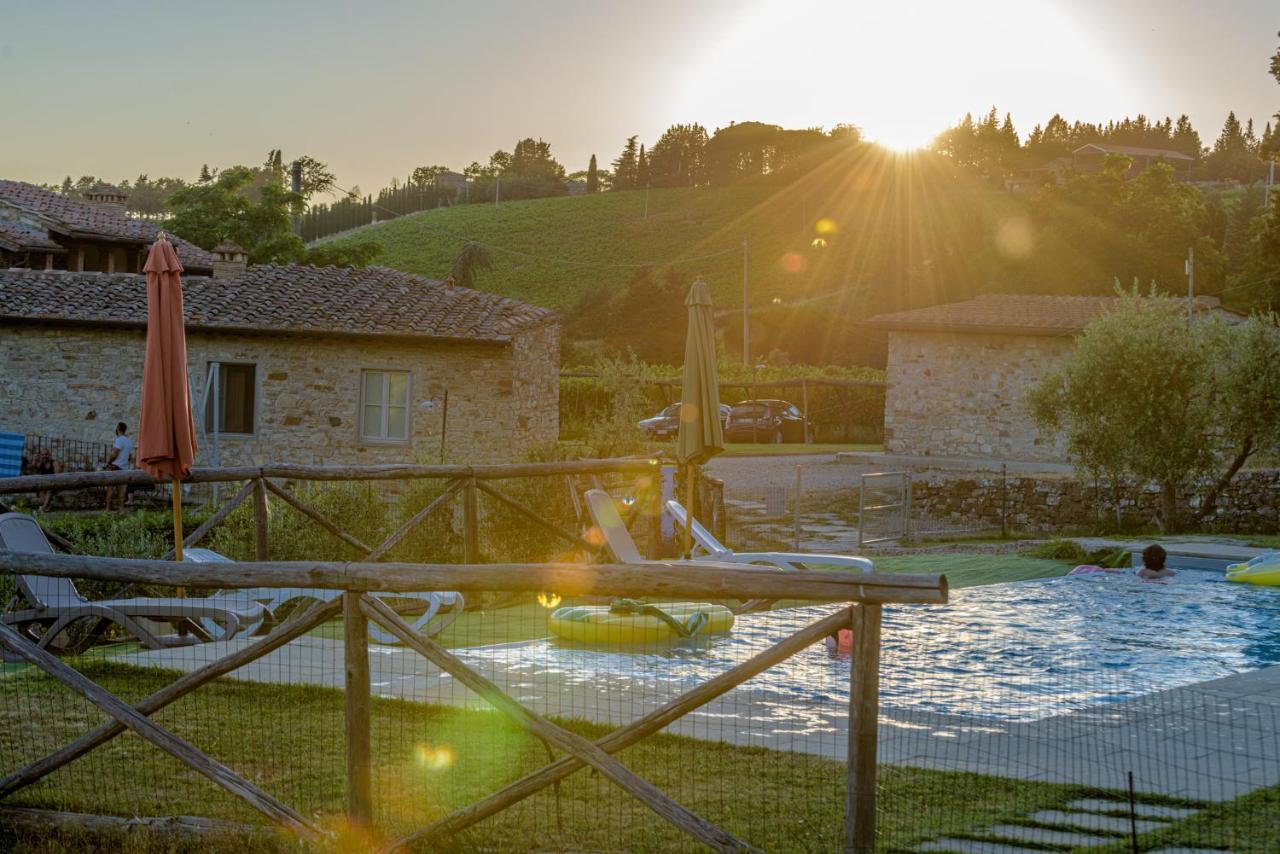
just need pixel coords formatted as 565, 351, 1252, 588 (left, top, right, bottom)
0, 222, 64, 253
866, 294, 1238, 335
0, 180, 215, 271
0, 265, 556, 342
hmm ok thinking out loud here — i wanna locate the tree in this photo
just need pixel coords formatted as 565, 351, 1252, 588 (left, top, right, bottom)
648, 124, 709, 187
611, 136, 639, 191
449, 241, 493, 289
1171, 115, 1203, 161
1206, 112, 1264, 182
410, 165, 451, 187
1029, 290, 1280, 531
586, 154, 600, 193
637, 144, 649, 187
166, 164, 376, 267
1270, 29, 1280, 84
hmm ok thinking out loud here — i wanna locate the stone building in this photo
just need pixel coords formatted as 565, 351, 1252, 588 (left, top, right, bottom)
0, 180, 214, 274
866, 294, 1241, 463
0, 257, 559, 467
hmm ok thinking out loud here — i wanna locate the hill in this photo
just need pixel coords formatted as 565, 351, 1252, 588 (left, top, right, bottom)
330, 148, 1027, 312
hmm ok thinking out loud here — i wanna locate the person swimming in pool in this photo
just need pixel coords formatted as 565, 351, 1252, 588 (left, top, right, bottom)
1137, 544, 1177, 579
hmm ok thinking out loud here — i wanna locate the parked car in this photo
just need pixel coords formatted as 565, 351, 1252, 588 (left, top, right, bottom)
638, 403, 731, 439
724, 399, 807, 443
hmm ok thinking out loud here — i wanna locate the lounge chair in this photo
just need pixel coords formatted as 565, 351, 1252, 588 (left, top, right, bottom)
586, 489, 809, 614
182, 547, 464, 643
665, 499, 875, 573
0, 513, 266, 657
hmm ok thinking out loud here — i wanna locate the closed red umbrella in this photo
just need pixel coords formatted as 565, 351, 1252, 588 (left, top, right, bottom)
138, 234, 198, 561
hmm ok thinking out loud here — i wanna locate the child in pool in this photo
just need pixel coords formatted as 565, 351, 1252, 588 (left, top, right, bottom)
1137, 544, 1176, 579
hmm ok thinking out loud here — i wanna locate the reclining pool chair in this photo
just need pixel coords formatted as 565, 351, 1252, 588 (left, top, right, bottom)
182, 548, 464, 643
0, 513, 267, 657
585, 489, 828, 614
665, 500, 875, 574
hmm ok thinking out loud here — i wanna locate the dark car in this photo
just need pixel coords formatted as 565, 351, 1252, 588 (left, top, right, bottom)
724, 399, 807, 443
638, 403, 731, 439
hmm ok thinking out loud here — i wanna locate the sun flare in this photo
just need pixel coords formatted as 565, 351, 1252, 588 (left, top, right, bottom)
680, 0, 1131, 150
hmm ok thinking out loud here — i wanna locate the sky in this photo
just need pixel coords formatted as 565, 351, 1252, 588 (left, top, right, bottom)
2, 0, 1277, 195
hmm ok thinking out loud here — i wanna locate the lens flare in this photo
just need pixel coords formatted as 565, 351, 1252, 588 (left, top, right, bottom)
537, 591, 562, 608
414, 742, 455, 771
995, 217, 1034, 259
810, 237, 828, 249
815, 218, 837, 235
584, 526, 606, 546
781, 252, 807, 273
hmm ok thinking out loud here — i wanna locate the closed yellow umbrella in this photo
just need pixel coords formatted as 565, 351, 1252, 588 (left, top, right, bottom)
675, 278, 724, 559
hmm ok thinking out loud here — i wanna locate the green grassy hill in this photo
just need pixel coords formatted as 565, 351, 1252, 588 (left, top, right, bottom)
330, 148, 1028, 319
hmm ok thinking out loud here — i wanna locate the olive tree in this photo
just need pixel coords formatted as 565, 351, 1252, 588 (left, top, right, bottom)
1029, 291, 1280, 531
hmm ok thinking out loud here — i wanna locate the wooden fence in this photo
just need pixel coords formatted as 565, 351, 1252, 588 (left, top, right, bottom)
0, 550, 946, 852
0, 459, 667, 566
0, 460, 947, 850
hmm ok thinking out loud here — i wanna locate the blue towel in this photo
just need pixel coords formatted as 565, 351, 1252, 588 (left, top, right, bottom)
0, 432, 24, 478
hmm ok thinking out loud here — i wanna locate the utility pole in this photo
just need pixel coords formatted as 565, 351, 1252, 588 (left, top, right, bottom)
494, 177, 501, 206
644, 182, 651, 219
1268, 158, 1275, 207
742, 237, 750, 364
1185, 245, 1195, 326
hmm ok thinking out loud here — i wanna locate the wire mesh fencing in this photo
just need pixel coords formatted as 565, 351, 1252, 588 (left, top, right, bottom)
0, 464, 1278, 852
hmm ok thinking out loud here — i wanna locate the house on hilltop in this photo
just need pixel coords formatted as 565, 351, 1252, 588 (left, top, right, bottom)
1005, 143, 1195, 192
865, 294, 1241, 463
0, 256, 559, 466
0, 180, 213, 274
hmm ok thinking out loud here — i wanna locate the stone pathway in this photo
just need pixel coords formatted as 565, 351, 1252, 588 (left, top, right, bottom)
914, 797, 1213, 852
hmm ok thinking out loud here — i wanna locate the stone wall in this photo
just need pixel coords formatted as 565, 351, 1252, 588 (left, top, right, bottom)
911, 470, 1280, 534
884, 330, 1071, 462
1, 322, 559, 467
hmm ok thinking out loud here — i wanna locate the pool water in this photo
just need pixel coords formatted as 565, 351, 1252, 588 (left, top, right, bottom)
463, 568, 1280, 722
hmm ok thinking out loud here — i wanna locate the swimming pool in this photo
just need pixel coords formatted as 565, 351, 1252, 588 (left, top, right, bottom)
462, 568, 1280, 722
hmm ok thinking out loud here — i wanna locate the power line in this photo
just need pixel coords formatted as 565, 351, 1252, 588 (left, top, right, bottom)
323, 181, 742, 270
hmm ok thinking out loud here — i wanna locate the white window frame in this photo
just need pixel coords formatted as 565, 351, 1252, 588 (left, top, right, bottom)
205, 361, 258, 438
359, 369, 412, 444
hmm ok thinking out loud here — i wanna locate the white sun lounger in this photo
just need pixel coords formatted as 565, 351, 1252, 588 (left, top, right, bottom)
182, 547, 464, 644
0, 513, 266, 657
665, 500, 875, 573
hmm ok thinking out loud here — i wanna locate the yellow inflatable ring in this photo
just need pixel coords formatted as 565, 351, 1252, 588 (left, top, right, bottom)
549, 602, 734, 645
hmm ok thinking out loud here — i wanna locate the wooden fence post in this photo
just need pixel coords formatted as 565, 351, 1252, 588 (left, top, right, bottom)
845, 603, 882, 854
252, 479, 269, 561
462, 476, 479, 564
343, 592, 373, 827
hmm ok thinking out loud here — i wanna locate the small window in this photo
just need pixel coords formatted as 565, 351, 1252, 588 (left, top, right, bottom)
360, 370, 410, 441
205, 363, 256, 435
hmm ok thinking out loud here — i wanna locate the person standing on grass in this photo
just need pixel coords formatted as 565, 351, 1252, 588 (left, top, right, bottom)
104, 422, 133, 512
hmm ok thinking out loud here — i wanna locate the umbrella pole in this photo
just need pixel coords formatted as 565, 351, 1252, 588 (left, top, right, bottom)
172, 481, 185, 597
683, 464, 696, 560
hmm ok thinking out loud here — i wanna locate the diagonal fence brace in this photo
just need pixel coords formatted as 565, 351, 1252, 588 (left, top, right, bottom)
389, 605, 855, 851
0, 618, 325, 841
360, 594, 759, 853
0, 598, 342, 799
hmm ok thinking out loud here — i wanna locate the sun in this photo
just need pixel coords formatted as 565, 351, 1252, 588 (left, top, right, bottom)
678, 0, 1130, 151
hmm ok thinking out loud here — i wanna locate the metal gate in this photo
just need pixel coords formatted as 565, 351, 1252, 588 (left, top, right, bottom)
858, 471, 911, 546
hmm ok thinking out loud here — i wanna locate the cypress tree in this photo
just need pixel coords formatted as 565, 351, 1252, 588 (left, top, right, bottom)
586, 154, 599, 193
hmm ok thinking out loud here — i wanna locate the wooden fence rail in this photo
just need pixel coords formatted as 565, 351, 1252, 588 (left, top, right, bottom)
0, 549, 946, 851
1, 458, 665, 575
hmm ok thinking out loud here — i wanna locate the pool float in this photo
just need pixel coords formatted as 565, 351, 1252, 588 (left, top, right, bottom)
549, 600, 734, 645
1226, 552, 1280, 586
1067, 564, 1122, 576
824, 628, 853, 654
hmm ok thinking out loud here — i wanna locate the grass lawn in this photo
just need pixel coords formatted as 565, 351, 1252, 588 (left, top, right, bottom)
871, 553, 1070, 588
0, 662, 1105, 853
720, 442, 882, 457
